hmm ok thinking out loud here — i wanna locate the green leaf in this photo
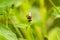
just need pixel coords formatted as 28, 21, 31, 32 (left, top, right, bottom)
46, 7, 60, 32
0, 8, 5, 14
0, 23, 17, 40
45, 0, 60, 10
18, 38, 26, 40
57, 30, 60, 40
48, 27, 60, 40
52, 0, 60, 6
17, 24, 34, 40
0, 0, 22, 8
46, 7, 60, 29
47, 7, 60, 18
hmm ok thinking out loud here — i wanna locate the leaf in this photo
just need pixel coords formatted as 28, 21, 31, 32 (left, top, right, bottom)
47, 7, 60, 19
57, 30, 60, 40
48, 27, 60, 40
18, 38, 26, 40
17, 24, 34, 40
0, 23, 18, 40
46, 7, 60, 31
0, 0, 22, 8
45, 0, 60, 10
52, 0, 60, 6
0, 8, 5, 14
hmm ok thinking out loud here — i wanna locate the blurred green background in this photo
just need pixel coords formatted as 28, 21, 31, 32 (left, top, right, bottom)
0, 0, 60, 40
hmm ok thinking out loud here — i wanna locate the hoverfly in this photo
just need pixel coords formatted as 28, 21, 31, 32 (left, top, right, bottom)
26, 12, 32, 22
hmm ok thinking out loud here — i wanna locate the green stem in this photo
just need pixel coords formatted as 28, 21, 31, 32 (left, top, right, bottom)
49, 0, 60, 13
19, 23, 34, 40
5, 7, 9, 29
8, 16, 23, 38
5, 7, 23, 38
40, 0, 47, 38
28, 22, 34, 40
